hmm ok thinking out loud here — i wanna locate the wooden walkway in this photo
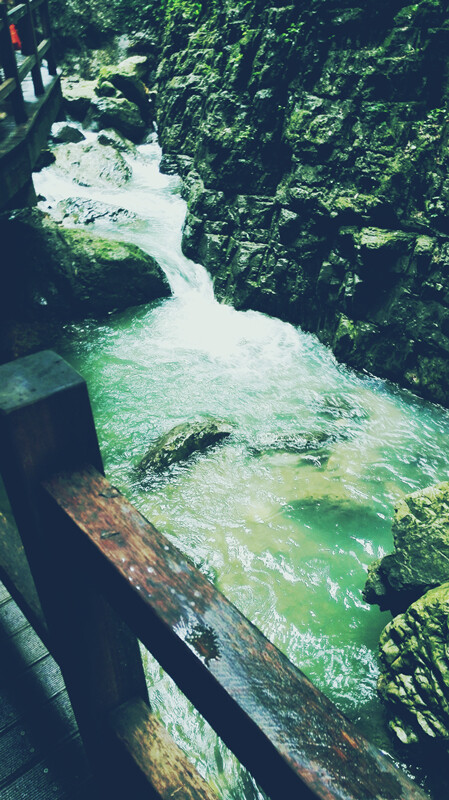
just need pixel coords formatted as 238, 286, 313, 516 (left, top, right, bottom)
0, 0, 61, 209
0, 581, 94, 800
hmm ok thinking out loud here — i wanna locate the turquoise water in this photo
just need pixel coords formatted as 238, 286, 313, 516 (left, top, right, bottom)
35, 132, 449, 797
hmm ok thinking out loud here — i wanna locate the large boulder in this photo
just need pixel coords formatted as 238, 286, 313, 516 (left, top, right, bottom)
378, 582, 449, 745
0, 209, 170, 320
60, 77, 98, 120
97, 56, 152, 121
85, 96, 147, 142
136, 419, 234, 474
52, 140, 132, 188
363, 482, 449, 614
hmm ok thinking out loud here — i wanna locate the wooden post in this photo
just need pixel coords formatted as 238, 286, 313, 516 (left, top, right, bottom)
22, 0, 45, 96
0, 1, 27, 122
0, 351, 149, 797
38, 0, 56, 75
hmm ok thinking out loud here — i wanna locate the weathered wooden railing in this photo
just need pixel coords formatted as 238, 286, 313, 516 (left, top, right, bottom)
0, 0, 56, 124
0, 350, 429, 800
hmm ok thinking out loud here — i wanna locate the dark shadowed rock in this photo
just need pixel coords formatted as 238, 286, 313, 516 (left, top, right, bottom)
363, 482, 449, 614
85, 96, 146, 142
97, 128, 137, 154
136, 419, 234, 474
50, 122, 86, 144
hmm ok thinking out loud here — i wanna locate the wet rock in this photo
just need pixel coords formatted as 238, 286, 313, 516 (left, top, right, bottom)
136, 419, 234, 474
378, 582, 449, 745
50, 122, 86, 144
97, 128, 137, 154
151, 0, 449, 407
33, 149, 56, 172
363, 482, 449, 614
60, 77, 97, 120
52, 140, 132, 188
85, 95, 146, 142
60, 228, 170, 313
55, 197, 137, 226
0, 209, 170, 321
97, 56, 152, 121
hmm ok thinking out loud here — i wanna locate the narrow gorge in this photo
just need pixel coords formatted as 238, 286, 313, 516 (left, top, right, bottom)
3, 1, 449, 798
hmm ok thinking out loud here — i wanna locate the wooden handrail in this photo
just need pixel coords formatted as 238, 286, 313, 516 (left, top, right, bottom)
0, 0, 56, 123
0, 351, 431, 800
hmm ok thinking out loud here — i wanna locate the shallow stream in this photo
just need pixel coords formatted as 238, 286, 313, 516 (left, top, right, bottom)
34, 131, 449, 798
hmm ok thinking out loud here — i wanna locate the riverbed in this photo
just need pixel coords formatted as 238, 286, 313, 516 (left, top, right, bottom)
34, 129, 449, 798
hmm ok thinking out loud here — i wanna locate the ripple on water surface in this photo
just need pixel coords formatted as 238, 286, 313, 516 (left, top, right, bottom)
36, 132, 449, 799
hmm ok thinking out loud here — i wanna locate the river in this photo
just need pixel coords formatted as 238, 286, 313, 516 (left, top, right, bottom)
34, 129, 449, 798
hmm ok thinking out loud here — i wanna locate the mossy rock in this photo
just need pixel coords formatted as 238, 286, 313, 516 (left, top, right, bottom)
0, 209, 170, 321
136, 419, 234, 474
378, 582, 449, 745
97, 56, 151, 121
363, 482, 449, 613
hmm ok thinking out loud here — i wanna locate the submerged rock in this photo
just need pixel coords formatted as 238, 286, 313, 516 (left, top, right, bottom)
52, 140, 132, 188
249, 430, 333, 457
378, 582, 449, 745
136, 419, 233, 474
363, 482, 449, 614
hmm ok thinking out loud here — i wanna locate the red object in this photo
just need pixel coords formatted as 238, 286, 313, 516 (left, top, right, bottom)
9, 23, 21, 50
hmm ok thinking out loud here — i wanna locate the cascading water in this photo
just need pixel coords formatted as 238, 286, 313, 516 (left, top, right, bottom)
34, 129, 449, 798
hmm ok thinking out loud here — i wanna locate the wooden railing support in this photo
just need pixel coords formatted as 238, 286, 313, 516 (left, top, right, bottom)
38, 0, 56, 74
0, 351, 149, 797
0, 351, 431, 800
22, 0, 45, 95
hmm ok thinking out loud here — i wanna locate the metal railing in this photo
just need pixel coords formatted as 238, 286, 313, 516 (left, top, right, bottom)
0, 350, 430, 800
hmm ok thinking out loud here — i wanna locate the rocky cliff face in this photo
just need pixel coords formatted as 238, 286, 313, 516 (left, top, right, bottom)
152, 0, 449, 406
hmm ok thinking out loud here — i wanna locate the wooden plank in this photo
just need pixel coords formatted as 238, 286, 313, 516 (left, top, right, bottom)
17, 54, 36, 82
110, 698, 218, 800
0, 512, 46, 642
0, 351, 149, 798
7, 4, 27, 26
0, 77, 17, 102
43, 464, 430, 800
37, 37, 50, 58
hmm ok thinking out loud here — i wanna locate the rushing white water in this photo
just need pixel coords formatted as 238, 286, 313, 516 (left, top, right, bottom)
34, 130, 449, 797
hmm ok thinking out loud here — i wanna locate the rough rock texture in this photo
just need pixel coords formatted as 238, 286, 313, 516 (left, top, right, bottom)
136, 419, 234, 474
0, 209, 170, 323
363, 482, 449, 614
97, 55, 153, 121
50, 122, 86, 144
85, 95, 147, 142
150, 0, 449, 406
52, 140, 132, 188
60, 55, 153, 142
378, 582, 449, 745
